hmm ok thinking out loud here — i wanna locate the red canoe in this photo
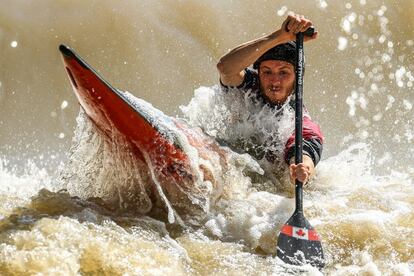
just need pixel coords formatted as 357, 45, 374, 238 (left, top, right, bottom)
59, 45, 223, 220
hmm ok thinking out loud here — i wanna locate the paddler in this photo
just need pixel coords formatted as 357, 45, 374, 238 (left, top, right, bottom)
216, 13, 323, 185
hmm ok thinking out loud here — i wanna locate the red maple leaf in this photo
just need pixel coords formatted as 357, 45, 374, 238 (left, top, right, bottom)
296, 229, 306, 237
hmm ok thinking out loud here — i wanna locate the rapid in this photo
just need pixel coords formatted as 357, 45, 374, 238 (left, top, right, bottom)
0, 0, 413, 275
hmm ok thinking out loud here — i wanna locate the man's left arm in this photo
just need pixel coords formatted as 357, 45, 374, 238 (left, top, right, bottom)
284, 116, 324, 185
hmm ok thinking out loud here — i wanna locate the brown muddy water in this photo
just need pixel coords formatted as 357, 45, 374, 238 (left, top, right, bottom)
0, 0, 413, 275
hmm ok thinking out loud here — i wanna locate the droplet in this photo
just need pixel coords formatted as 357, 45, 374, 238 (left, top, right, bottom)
342, 19, 351, 33
318, 0, 328, 9
11, 41, 18, 48
379, 35, 386, 44
381, 54, 391, 63
338, 37, 348, 51
277, 6, 288, 16
403, 100, 412, 110
61, 100, 68, 109
373, 113, 382, 121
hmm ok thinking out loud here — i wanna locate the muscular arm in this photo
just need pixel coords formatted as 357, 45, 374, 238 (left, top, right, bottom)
216, 14, 317, 87
216, 30, 287, 87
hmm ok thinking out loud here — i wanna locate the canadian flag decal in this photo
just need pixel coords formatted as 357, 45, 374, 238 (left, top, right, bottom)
280, 225, 320, 241
293, 227, 309, 240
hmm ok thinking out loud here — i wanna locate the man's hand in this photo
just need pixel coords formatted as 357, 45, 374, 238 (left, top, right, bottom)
289, 155, 315, 185
290, 163, 311, 184
278, 13, 318, 43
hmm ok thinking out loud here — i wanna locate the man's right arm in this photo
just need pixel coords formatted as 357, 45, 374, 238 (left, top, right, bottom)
216, 30, 286, 87
216, 13, 316, 87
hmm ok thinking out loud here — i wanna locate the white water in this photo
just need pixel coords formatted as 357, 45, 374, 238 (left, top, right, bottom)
1, 0, 413, 274
2, 88, 413, 274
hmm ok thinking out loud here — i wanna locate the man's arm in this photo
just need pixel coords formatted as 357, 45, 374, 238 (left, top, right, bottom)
285, 117, 324, 185
216, 13, 317, 87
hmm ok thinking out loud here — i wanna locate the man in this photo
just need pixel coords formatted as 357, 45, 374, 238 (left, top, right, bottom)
216, 13, 323, 185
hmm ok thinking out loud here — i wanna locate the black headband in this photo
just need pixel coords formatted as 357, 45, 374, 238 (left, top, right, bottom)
253, 41, 297, 69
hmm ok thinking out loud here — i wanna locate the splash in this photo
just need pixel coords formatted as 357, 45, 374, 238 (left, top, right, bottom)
59, 92, 264, 226
0, 158, 55, 199
180, 85, 297, 193
338, 2, 414, 173
60, 109, 154, 215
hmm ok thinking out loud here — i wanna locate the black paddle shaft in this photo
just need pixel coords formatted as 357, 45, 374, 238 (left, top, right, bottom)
294, 28, 313, 213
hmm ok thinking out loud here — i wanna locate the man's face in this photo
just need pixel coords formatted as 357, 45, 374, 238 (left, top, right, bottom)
259, 60, 295, 105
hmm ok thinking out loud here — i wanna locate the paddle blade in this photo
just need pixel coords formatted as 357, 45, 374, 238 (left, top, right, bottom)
276, 211, 325, 269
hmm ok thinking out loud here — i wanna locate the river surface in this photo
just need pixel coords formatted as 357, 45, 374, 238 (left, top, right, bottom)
0, 0, 413, 275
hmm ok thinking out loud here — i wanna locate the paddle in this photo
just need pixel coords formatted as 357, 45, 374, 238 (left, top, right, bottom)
276, 27, 325, 269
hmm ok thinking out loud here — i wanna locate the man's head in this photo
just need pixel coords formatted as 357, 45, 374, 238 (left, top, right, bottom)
254, 42, 297, 105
